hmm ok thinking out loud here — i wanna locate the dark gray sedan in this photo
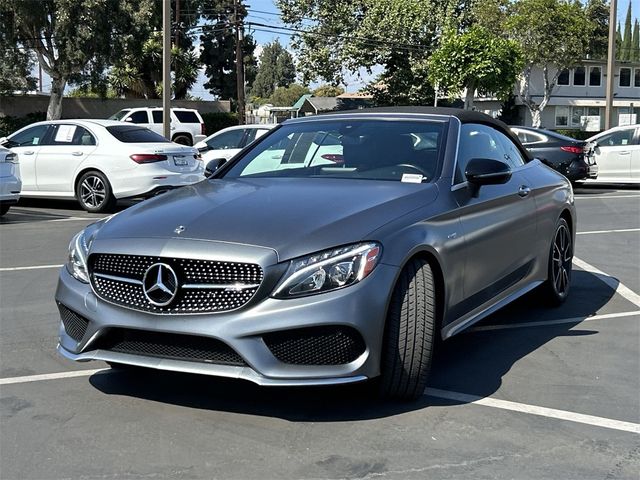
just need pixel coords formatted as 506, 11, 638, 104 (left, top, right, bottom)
56, 107, 575, 400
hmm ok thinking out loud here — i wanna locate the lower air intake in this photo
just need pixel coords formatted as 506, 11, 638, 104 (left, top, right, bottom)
263, 326, 366, 366
58, 303, 89, 342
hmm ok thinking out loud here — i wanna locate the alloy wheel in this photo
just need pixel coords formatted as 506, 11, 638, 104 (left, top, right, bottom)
80, 175, 106, 209
551, 223, 572, 297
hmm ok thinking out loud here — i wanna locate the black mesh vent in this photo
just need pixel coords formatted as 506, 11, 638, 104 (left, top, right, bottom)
58, 303, 89, 342
263, 326, 366, 365
88, 253, 263, 314
93, 328, 246, 366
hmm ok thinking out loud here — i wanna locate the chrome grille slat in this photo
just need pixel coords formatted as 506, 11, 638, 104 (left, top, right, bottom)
89, 253, 264, 314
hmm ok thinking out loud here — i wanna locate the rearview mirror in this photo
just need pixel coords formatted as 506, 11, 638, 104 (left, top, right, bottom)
465, 158, 512, 186
205, 158, 227, 178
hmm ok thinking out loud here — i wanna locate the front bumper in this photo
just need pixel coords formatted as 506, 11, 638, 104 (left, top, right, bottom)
55, 258, 399, 386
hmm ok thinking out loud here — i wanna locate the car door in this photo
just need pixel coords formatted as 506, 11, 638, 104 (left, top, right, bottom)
35, 124, 98, 193
451, 123, 537, 319
593, 128, 635, 180
4, 124, 51, 192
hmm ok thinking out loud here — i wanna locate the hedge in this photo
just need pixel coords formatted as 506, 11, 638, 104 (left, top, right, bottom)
0, 112, 46, 138
201, 112, 238, 136
553, 129, 599, 140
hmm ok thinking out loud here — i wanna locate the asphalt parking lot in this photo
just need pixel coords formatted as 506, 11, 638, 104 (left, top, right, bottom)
1, 187, 639, 480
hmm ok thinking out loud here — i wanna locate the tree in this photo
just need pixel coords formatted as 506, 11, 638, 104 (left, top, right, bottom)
620, 1, 633, 61
277, 0, 454, 105
199, 0, 257, 104
633, 20, 640, 61
428, 26, 522, 110
2, 0, 155, 119
585, 0, 610, 60
312, 84, 345, 97
507, 0, 594, 127
268, 84, 310, 107
250, 40, 296, 99
0, 8, 36, 94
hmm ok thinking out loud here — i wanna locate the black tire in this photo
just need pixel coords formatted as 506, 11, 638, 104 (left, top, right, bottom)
0, 204, 10, 216
172, 134, 192, 146
379, 258, 436, 400
76, 170, 116, 213
542, 217, 573, 305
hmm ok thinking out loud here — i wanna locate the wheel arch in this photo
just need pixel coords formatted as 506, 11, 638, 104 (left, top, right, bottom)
171, 132, 193, 145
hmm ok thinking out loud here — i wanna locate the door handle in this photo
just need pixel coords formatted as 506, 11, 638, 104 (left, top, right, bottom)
619, 151, 630, 155
23, 150, 34, 155
518, 185, 531, 197
71, 151, 84, 156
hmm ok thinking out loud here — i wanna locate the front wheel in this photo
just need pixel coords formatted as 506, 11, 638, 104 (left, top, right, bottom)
379, 258, 436, 400
76, 171, 116, 213
542, 217, 573, 305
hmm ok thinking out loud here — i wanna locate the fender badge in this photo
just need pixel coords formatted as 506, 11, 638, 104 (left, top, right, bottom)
174, 225, 185, 235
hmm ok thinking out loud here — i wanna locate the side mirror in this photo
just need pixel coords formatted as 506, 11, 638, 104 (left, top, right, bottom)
205, 158, 227, 178
465, 158, 512, 186
194, 141, 208, 151
124, 117, 133, 122
0, 136, 7, 145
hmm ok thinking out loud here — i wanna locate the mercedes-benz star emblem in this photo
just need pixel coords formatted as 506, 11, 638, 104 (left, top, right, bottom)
174, 225, 185, 235
142, 263, 179, 307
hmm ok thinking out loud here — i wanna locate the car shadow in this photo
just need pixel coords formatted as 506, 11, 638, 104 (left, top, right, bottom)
88, 270, 619, 421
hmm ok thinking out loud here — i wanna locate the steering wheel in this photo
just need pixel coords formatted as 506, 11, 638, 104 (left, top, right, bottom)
394, 163, 430, 178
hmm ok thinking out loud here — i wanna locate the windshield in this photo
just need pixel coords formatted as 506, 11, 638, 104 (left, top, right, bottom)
222, 119, 446, 183
108, 110, 130, 121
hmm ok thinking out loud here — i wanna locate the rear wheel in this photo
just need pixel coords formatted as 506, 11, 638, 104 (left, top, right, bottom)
172, 134, 192, 146
542, 217, 573, 305
76, 170, 116, 213
379, 258, 436, 400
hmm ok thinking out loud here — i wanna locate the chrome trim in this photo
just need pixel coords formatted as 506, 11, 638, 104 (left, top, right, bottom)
181, 283, 261, 290
450, 116, 463, 188
93, 272, 143, 285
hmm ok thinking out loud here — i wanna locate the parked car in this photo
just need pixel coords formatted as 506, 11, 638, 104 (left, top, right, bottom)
0, 120, 203, 213
195, 124, 275, 162
511, 126, 597, 183
0, 145, 21, 216
56, 107, 575, 400
581, 125, 640, 184
109, 107, 206, 146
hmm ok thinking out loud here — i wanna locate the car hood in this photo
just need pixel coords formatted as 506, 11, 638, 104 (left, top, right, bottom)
95, 178, 438, 261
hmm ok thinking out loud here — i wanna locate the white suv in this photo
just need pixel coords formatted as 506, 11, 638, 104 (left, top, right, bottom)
109, 107, 206, 146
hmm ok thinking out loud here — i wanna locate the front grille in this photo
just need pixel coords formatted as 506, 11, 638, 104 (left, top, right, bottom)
89, 253, 263, 314
93, 328, 246, 366
58, 303, 89, 342
263, 326, 366, 366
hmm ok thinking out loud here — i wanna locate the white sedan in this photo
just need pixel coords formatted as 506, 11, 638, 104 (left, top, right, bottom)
583, 125, 640, 184
0, 146, 21, 216
0, 119, 204, 212
195, 124, 275, 162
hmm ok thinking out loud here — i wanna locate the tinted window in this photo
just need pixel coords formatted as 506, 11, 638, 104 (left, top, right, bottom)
174, 111, 200, 123
619, 68, 631, 87
573, 67, 585, 86
589, 67, 601, 86
46, 125, 96, 146
7, 124, 49, 147
206, 129, 245, 150
245, 128, 271, 144
495, 131, 526, 168
456, 124, 510, 183
106, 126, 170, 143
127, 111, 149, 123
597, 129, 635, 147
152, 110, 164, 123
224, 120, 445, 182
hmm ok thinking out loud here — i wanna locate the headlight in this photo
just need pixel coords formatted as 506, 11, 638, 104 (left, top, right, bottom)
273, 242, 381, 299
66, 231, 90, 283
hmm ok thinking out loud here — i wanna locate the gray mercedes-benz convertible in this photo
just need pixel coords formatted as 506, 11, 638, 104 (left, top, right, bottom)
56, 107, 575, 400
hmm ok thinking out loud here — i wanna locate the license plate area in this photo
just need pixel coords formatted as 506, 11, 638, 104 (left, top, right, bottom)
173, 155, 188, 166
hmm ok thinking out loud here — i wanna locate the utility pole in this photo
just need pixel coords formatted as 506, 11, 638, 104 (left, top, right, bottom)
175, 0, 181, 49
162, 0, 172, 139
234, 0, 246, 125
605, 0, 617, 130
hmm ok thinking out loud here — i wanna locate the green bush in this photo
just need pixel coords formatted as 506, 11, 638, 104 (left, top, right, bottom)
0, 112, 46, 137
553, 129, 599, 140
201, 112, 238, 136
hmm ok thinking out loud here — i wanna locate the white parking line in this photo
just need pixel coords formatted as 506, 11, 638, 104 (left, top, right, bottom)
425, 388, 640, 434
577, 228, 640, 235
573, 256, 640, 308
469, 310, 640, 332
0, 368, 107, 385
0, 264, 63, 272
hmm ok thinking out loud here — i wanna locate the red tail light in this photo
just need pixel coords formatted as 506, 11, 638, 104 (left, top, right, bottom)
130, 154, 168, 164
321, 154, 344, 164
201, 123, 206, 135
560, 146, 584, 154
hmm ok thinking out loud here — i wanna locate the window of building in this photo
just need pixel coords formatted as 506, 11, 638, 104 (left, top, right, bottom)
588, 107, 600, 116
571, 107, 585, 127
557, 69, 570, 86
589, 67, 601, 86
635, 68, 640, 87
619, 67, 631, 87
573, 67, 586, 86
555, 106, 570, 126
